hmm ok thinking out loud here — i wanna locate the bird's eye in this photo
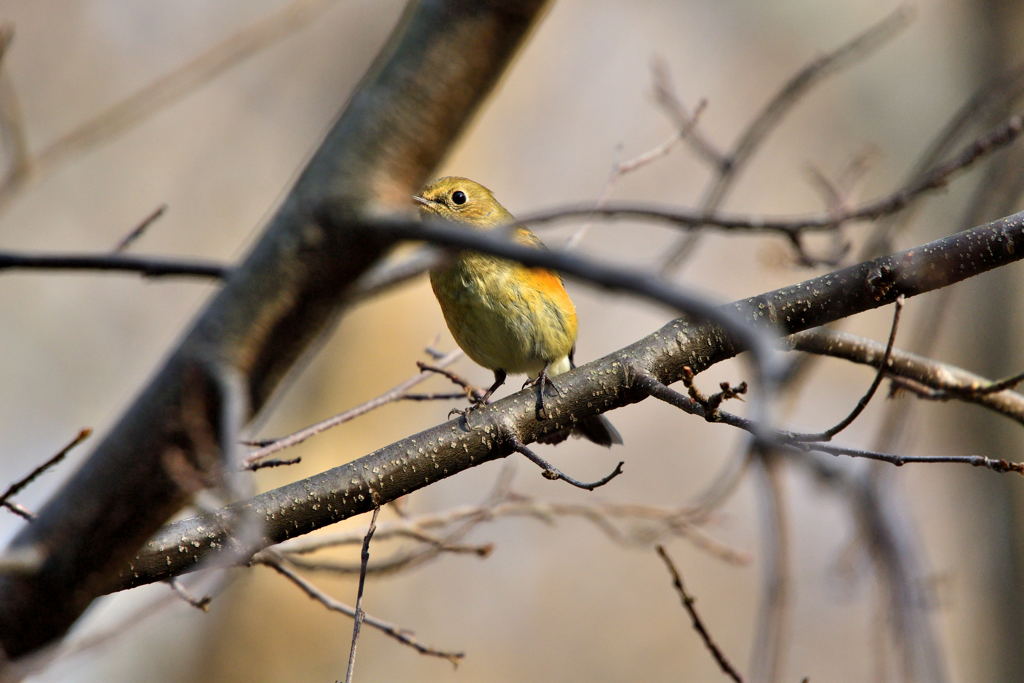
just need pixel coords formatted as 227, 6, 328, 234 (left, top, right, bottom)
451, 190, 467, 205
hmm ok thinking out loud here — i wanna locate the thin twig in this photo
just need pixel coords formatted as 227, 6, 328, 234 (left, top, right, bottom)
244, 349, 463, 466
638, 373, 1024, 475
519, 114, 1024, 238
861, 61, 1024, 259
166, 578, 212, 611
345, 506, 380, 683
747, 453, 790, 683
0, 251, 229, 279
788, 328, 1024, 425
656, 545, 744, 682
257, 553, 463, 665
415, 361, 484, 401
279, 498, 749, 566
791, 296, 903, 441
509, 438, 624, 491
651, 58, 725, 167
566, 98, 708, 249
660, 6, 913, 272
246, 456, 302, 471
1, 428, 91, 519
113, 205, 167, 252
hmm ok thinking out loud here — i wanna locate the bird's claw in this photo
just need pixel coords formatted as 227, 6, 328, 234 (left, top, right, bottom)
448, 396, 491, 429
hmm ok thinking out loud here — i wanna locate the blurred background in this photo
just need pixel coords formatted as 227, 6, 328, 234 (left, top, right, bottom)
1, 0, 1022, 681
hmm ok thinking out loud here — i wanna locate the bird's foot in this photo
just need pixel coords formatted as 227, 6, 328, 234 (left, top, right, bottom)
448, 394, 490, 429
524, 367, 561, 420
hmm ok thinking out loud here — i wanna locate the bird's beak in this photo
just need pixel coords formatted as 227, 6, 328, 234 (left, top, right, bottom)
412, 195, 432, 207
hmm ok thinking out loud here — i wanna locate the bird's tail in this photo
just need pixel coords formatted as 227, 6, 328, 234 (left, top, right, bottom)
536, 413, 622, 447
575, 413, 623, 446
535, 352, 623, 447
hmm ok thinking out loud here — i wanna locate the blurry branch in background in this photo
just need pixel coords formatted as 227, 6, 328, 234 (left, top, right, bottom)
656, 545, 745, 683
746, 454, 790, 683
0, 0, 553, 660
519, 113, 1024, 242
279, 492, 750, 575
565, 97, 707, 249
861, 61, 1024, 259
0, 0, 341, 211
0, 24, 29, 184
0, 428, 91, 521
2, 110, 1017, 290
113, 207, 1024, 594
659, 5, 914, 273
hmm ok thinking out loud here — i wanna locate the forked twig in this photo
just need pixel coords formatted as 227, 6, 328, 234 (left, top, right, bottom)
1, 428, 91, 520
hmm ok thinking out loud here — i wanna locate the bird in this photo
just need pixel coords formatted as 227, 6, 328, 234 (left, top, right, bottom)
414, 176, 622, 447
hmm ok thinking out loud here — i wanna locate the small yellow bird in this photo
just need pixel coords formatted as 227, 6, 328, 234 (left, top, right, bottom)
415, 176, 621, 447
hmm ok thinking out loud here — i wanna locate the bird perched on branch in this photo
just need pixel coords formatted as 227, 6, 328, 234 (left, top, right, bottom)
415, 176, 622, 447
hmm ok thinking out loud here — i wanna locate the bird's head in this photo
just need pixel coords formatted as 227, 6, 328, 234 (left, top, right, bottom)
414, 176, 512, 229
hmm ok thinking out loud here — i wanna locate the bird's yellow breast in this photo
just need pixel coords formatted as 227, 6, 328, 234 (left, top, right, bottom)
430, 253, 578, 378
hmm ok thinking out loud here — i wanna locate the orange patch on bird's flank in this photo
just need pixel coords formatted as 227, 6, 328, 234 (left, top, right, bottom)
525, 267, 570, 298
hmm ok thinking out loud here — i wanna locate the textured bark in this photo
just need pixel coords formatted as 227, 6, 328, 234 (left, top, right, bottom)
116, 210, 1024, 591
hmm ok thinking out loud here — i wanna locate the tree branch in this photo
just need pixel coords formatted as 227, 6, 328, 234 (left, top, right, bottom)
789, 328, 1024, 425
114, 208, 1024, 592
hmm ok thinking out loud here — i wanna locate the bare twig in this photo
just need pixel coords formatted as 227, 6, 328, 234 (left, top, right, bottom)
566, 98, 707, 249
113, 205, 167, 252
651, 59, 725, 167
244, 349, 463, 466
0, 251, 229, 279
861, 61, 1024, 259
680, 366, 748, 417
416, 361, 484, 401
1, 428, 91, 519
345, 506, 380, 683
0, 23, 30, 184
257, 553, 463, 665
616, 98, 707, 175
660, 6, 913, 272
747, 453, 791, 683
788, 328, 1024, 425
166, 578, 211, 611
791, 296, 903, 441
246, 456, 302, 471
638, 373, 1024, 475
279, 497, 749, 567
656, 545, 744, 682
509, 437, 624, 490
519, 114, 1024, 238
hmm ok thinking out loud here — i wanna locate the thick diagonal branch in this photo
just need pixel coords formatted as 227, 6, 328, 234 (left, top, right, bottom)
117, 209, 1024, 591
